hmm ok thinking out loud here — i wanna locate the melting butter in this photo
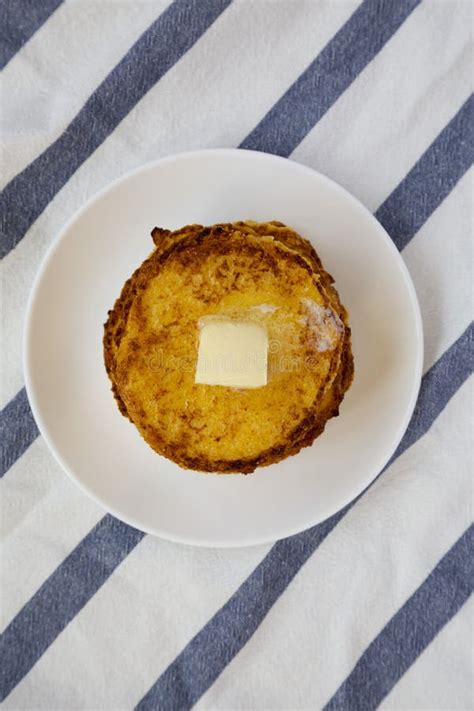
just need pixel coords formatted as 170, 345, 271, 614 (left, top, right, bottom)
195, 320, 268, 388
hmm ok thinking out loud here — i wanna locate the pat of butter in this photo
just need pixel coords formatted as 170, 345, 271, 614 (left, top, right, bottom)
195, 320, 268, 388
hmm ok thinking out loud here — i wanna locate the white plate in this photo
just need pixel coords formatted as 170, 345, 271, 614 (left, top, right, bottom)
24, 149, 423, 548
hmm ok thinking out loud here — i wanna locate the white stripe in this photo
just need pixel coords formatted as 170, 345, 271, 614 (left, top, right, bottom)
381, 597, 473, 711
292, 0, 472, 212
2, 536, 271, 710
1, 437, 60, 540
0, 0, 170, 189
0, 0, 357, 408
195, 378, 472, 711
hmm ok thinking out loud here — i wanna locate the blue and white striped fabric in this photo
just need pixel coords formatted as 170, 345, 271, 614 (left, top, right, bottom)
1, 1, 472, 708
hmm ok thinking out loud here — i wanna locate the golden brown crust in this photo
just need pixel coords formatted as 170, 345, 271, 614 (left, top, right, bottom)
104, 221, 353, 473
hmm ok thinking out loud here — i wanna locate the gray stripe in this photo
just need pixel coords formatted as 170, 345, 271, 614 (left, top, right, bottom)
0, 388, 38, 478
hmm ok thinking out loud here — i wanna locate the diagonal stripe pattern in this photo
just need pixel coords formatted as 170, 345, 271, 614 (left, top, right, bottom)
0, 0, 231, 259
324, 525, 474, 711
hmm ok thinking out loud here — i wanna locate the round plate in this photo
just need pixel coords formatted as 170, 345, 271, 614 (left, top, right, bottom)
24, 149, 423, 547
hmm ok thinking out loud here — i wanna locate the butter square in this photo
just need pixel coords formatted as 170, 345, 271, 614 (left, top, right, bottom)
195, 320, 268, 388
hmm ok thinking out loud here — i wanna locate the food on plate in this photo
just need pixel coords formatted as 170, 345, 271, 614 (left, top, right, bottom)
104, 221, 353, 473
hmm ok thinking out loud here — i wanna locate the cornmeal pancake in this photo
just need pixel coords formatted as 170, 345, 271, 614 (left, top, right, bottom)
104, 222, 353, 473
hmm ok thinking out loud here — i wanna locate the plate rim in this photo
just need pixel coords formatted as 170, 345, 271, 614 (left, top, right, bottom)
23, 148, 424, 547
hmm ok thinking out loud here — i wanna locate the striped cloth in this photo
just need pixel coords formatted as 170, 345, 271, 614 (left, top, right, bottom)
1, 0, 473, 708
